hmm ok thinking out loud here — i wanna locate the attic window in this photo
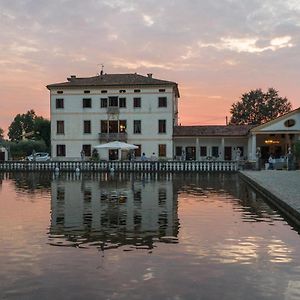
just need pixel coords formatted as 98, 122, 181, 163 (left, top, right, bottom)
284, 119, 296, 128
57, 91, 63, 94
134, 89, 141, 93
84, 90, 90, 94
159, 89, 165, 92
101, 90, 107, 94
119, 90, 126, 93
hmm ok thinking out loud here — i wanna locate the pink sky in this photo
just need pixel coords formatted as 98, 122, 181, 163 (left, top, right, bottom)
1, 1, 300, 136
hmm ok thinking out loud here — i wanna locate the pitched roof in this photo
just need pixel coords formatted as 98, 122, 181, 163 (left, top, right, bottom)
250, 107, 300, 132
173, 125, 253, 137
47, 73, 179, 96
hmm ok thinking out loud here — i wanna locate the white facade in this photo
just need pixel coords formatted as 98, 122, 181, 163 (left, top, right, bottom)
48, 74, 179, 160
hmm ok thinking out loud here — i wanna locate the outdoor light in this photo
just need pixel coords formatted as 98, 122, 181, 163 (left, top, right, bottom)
264, 139, 280, 144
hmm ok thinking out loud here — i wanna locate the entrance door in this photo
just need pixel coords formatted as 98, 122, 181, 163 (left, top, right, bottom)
109, 149, 119, 160
185, 147, 196, 160
224, 147, 232, 161
0, 151, 4, 161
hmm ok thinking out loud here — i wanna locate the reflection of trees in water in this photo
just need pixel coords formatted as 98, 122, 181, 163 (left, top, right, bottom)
49, 174, 179, 251
0, 172, 52, 194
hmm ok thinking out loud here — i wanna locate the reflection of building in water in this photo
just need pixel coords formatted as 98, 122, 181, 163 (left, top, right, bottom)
50, 174, 179, 249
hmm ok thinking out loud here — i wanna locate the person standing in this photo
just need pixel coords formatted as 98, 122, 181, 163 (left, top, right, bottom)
80, 149, 85, 161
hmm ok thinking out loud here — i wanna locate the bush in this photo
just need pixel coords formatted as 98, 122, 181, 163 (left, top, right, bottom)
9, 140, 48, 160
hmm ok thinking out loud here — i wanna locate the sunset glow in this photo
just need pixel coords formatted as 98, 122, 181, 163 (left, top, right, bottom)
1, 1, 300, 135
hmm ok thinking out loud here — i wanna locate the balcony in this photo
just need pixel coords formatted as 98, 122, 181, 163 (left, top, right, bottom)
98, 132, 127, 142
107, 107, 119, 114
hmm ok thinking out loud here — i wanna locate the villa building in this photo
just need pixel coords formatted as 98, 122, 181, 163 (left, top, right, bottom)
47, 73, 179, 160
47, 72, 300, 162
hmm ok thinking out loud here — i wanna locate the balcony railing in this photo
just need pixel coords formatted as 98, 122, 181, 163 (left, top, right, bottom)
98, 132, 127, 142
107, 107, 119, 114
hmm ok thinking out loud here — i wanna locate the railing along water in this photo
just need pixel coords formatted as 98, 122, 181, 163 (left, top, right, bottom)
0, 160, 238, 172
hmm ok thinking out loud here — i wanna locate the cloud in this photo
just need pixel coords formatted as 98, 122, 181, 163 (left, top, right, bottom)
198, 36, 293, 53
143, 14, 154, 27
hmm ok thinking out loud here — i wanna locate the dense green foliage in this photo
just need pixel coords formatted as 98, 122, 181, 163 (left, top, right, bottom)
8, 110, 50, 151
230, 88, 292, 125
0, 128, 4, 140
8, 140, 48, 160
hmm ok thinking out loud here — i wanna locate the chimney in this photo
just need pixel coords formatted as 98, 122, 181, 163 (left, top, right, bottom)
147, 73, 153, 78
67, 75, 76, 81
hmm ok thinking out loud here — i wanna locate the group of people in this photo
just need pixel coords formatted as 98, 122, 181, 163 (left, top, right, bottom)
255, 147, 294, 170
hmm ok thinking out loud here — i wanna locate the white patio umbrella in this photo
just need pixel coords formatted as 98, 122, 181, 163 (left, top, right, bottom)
93, 141, 138, 150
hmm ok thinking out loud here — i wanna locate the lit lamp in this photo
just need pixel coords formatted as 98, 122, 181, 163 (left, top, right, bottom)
264, 139, 280, 144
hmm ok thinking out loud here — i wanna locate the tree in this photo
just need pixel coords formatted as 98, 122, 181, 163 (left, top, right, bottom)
34, 117, 51, 148
0, 128, 4, 140
229, 88, 292, 125
8, 110, 37, 142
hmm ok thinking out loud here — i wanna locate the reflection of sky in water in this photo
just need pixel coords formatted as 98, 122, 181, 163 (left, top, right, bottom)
1, 172, 300, 299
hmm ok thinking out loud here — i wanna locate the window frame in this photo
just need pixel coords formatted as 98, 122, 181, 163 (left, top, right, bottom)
56, 120, 65, 135
83, 120, 91, 134
158, 144, 166, 157
158, 97, 167, 107
57, 144, 66, 157
83, 98, 92, 108
119, 97, 126, 108
158, 120, 166, 133
82, 144, 92, 157
133, 120, 141, 134
101, 98, 108, 108
56, 98, 64, 109
133, 97, 141, 108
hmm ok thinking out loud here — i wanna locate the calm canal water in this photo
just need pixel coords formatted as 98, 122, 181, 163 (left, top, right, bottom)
1, 172, 300, 300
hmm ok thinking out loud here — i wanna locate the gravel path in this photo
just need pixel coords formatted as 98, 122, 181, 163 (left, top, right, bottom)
241, 170, 300, 213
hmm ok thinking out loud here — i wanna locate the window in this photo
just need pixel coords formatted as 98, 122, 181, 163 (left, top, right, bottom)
134, 89, 141, 93
119, 120, 127, 132
56, 98, 64, 109
176, 146, 182, 156
158, 97, 167, 107
200, 146, 207, 156
57, 145, 66, 157
158, 144, 166, 157
101, 120, 108, 133
159, 89, 165, 92
101, 98, 107, 108
83, 98, 92, 108
101, 90, 107, 94
158, 120, 166, 133
56, 120, 64, 134
84, 90, 90, 94
119, 98, 126, 108
133, 120, 141, 134
82, 144, 91, 157
212, 146, 219, 158
84, 120, 91, 134
101, 120, 126, 133
109, 96, 118, 107
57, 91, 63, 94
135, 144, 141, 157
133, 97, 141, 108
284, 119, 296, 127
119, 89, 126, 93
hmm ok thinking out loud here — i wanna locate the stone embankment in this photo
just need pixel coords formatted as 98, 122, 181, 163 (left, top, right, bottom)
240, 170, 300, 226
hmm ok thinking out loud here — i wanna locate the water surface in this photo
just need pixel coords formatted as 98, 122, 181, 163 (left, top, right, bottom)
1, 172, 300, 300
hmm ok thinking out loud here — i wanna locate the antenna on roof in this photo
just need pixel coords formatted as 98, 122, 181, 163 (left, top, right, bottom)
97, 63, 104, 76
